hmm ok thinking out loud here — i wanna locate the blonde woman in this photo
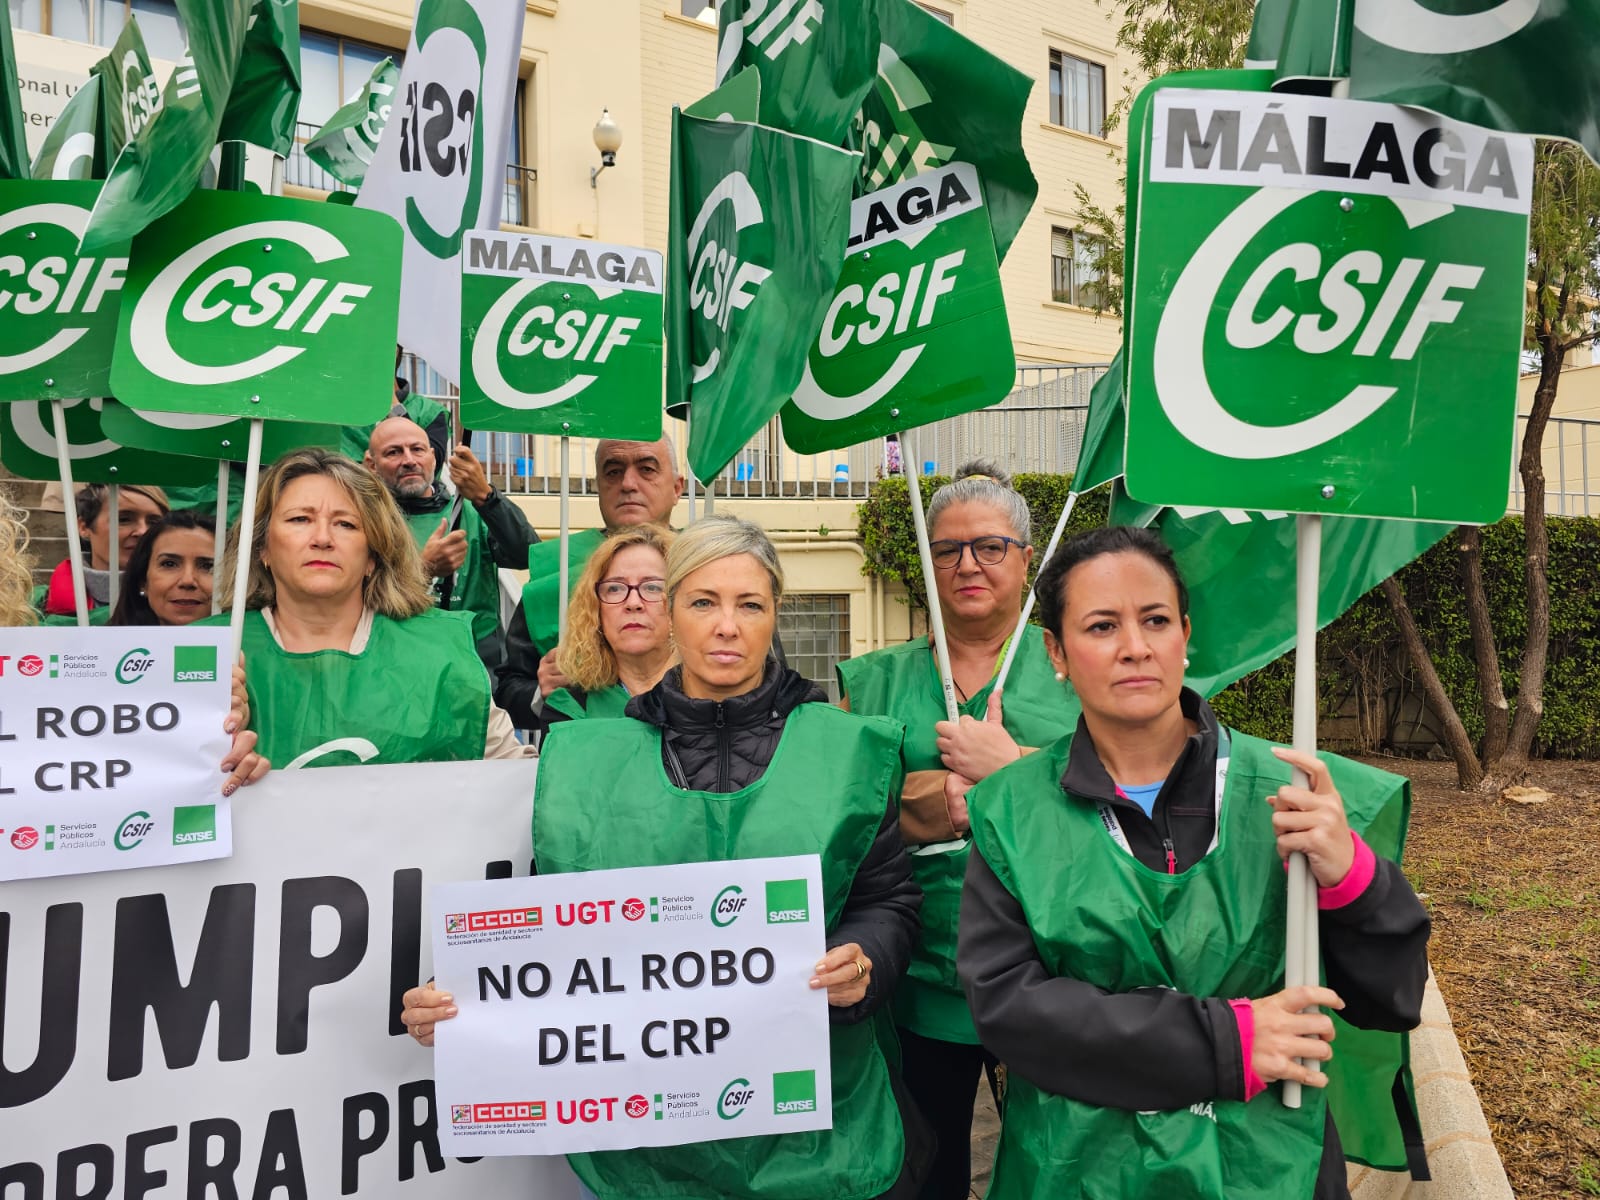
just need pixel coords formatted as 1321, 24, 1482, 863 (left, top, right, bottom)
215, 448, 529, 767
405, 515, 930, 1199
539, 525, 676, 729
38, 482, 169, 622
1, 487, 37, 627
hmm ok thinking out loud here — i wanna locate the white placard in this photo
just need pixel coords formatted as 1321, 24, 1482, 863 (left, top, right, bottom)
0, 625, 233, 879
0, 759, 582, 1199
431, 855, 832, 1156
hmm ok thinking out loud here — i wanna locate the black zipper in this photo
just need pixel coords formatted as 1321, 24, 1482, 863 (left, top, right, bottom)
715, 703, 730, 792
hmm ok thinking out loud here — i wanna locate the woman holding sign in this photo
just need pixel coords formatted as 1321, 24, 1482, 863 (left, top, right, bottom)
215, 448, 529, 767
957, 527, 1430, 1200
405, 514, 929, 1198
838, 462, 1074, 1198
536, 525, 676, 732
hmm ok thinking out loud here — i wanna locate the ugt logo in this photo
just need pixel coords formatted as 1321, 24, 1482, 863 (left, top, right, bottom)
398, 0, 487, 259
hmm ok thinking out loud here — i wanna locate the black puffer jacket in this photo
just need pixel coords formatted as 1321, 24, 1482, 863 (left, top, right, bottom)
626, 664, 924, 1026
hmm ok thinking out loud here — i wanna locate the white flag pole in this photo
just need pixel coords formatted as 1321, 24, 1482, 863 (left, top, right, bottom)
903, 429, 959, 723
558, 432, 571, 643
685, 410, 698, 522
228, 420, 265, 664
49, 400, 90, 627
212, 459, 228, 614
105, 482, 119, 612
995, 489, 1079, 693
1282, 512, 1323, 1110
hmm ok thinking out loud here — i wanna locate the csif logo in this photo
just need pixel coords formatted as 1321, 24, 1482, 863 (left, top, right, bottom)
115, 811, 155, 851
115, 648, 155, 685
710, 884, 748, 928
127, 221, 373, 387
686, 172, 772, 381
715, 0, 825, 81
0, 201, 128, 375
1352, 0, 1539, 55
718, 1078, 755, 1120
120, 50, 162, 139
398, 0, 487, 259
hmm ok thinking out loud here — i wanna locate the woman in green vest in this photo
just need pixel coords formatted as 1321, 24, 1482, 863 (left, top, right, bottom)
959, 526, 1431, 1200
217, 448, 530, 768
403, 514, 930, 1199
538, 524, 676, 730
838, 461, 1076, 1199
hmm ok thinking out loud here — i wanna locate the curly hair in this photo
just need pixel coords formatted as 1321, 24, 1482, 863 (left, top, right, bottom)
110, 510, 217, 627
557, 525, 675, 691
223, 448, 433, 619
0, 487, 36, 628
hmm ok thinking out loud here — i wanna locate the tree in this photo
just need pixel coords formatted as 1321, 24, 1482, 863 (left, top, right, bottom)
1388, 142, 1600, 790
1086, 2, 1600, 789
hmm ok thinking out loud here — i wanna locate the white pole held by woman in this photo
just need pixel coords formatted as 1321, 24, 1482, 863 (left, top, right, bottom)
105, 482, 119, 612
1282, 512, 1323, 1109
49, 399, 90, 627
558, 431, 571, 642
902, 430, 960, 723
228, 419, 265, 663
212, 459, 228, 615
995, 490, 1079, 692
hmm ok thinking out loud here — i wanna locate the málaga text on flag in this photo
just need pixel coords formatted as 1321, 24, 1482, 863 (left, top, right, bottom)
356, 0, 527, 384
666, 111, 857, 481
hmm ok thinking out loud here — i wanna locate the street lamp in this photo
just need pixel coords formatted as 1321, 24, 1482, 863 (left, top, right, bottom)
591, 109, 622, 188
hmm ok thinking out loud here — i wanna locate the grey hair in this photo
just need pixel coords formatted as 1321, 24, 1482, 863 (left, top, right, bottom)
927, 459, 1031, 544
665, 514, 784, 607
593, 433, 681, 476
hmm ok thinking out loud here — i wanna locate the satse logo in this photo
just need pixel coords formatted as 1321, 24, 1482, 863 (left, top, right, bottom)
686, 172, 772, 382
127, 221, 372, 387
0, 202, 127, 375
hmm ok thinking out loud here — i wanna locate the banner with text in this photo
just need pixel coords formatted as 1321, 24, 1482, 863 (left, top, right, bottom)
0, 625, 232, 880
431, 854, 831, 1156
0, 760, 581, 1199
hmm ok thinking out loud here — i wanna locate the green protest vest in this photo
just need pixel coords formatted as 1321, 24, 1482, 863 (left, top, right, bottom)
403, 501, 501, 654
231, 607, 490, 767
544, 683, 630, 721
521, 527, 606, 657
836, 625, 1077, 1043
968, 730, 1414, 1198
534, 703, 908, 1200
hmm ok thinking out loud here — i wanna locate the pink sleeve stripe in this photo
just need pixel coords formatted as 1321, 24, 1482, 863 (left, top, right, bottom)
1317, 832, 1376, 910
1229, 998, 1266, 1101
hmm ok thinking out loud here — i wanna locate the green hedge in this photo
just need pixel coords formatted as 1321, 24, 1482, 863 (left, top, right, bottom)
858, 479, 1600, 758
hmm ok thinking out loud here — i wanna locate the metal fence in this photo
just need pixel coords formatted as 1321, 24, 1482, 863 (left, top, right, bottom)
1511, 413, 1600, 517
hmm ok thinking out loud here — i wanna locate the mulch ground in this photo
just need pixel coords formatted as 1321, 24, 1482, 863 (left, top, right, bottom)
1369, 755, 1600, 1198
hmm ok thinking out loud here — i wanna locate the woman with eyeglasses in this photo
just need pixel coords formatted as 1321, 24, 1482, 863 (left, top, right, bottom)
537, 526, 676, 731
838, 461, 1079, 1198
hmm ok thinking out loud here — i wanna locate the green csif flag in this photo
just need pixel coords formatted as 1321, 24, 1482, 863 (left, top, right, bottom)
0, 9, 30, 180
31, 76, 103, 181
1347, 0, 1600, 165
306, 56, 398, 189
218, 0, 303, 156
852, 0, 1038, 264
1070, 351, 1124, 495
667, 110, 858, 480
1082, 366, 1450, 698
715, 0, 879, 144
79, 0, 254, 254
1244, 0, 1349, 83
91, 16, 163, 163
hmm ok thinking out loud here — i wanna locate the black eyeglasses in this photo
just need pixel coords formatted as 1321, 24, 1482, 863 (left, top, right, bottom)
930, 536, 1027, 569
596, 578, 667, 605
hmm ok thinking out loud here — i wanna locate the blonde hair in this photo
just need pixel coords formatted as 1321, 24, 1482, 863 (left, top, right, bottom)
557, 526, 675, 691
0, 487, 37, 627
224, 448, 433, 619
665, 514, 784, 608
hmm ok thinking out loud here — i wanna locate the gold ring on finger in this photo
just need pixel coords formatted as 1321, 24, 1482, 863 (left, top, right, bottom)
853, 959, 867, 982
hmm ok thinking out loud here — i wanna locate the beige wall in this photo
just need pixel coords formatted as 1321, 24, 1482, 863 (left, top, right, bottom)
1518, 362, 1600, 515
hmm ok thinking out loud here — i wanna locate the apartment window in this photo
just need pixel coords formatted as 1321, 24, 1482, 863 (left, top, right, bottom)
16, 0, 185, 60
915, 3, 954, 23
1051, 227, 1102, 309
681, 0, 717, 19
1049, 49, 1105, 137
779, 595, 851, 704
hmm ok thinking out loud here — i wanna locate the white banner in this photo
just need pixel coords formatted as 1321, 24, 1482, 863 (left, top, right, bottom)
431, 855, 832, 1156
357, 0, 527, 384
0, 760, 582, 1200
0, 626, 232, 880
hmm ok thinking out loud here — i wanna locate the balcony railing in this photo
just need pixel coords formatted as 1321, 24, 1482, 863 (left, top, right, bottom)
283, 120, 537, 224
